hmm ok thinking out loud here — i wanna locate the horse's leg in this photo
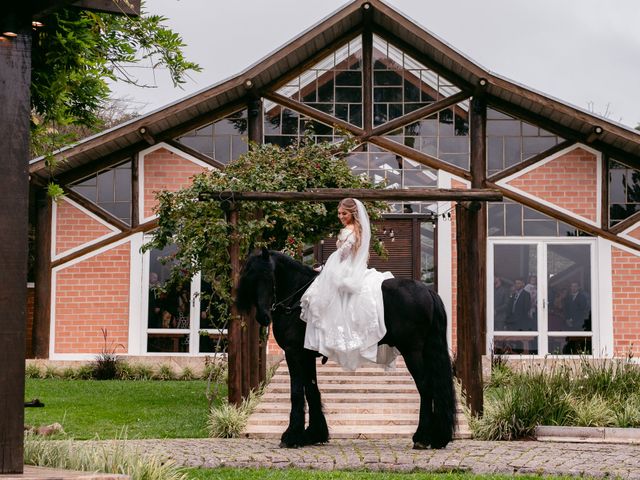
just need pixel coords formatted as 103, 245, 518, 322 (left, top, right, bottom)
280, 350, 307, 448
402, 348, 433, 449
302, 352, 329, 445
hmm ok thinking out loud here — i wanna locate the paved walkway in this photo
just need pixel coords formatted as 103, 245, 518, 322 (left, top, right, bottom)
112, 438, 640, 478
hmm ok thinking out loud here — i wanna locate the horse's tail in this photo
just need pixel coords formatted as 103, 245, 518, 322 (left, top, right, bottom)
425, 288, 456, 448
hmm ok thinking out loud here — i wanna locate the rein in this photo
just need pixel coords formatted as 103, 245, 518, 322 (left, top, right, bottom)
270, 275, 316, 315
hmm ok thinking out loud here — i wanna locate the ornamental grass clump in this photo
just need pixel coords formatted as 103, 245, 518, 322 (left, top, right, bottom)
24, 436, 187, 480
470, 357, 640, 440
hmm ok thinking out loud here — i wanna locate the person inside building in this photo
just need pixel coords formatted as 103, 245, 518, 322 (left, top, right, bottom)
493, 276, 510, 330
506, 278, 533, 331
300, 198, 395, 370
564, 281, 590, 330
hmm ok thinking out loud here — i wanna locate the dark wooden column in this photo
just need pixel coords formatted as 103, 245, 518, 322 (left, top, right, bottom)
247, 98, 264, 390
226, 203, 243, 406
362, 3, 373, 135
456, 95, 487, 416
0, 14, 31, 474
131, 152, 140, 228
33, 189, 52, 359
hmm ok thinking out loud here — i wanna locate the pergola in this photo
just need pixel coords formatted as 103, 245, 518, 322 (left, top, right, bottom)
216, 185, 501, 418
0, 1, 140, 474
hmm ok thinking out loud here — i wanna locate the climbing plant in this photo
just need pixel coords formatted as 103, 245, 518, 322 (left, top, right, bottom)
145, 134, 387, 328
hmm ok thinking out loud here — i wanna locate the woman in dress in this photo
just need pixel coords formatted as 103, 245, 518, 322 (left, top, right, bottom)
300, 198, 395, 370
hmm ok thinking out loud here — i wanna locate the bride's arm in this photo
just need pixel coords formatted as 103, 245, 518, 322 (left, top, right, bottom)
337, 230, 356, 261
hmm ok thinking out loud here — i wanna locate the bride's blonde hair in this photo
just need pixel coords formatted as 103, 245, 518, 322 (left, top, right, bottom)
339, 198, 362, 253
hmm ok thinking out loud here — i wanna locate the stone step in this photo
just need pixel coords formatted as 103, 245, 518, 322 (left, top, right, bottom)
260, 392, 420, 403
253, 402, 463, 415
243, 424, 472, 440
270, 375, 415, 385
246, 412, 468, 427
268, 383, 418, 394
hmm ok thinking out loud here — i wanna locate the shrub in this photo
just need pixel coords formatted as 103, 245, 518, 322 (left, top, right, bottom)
43, 365, 59, 379
92, 328, 124, 380
571, 395, 615, 427
614, 394, 640, 427
155, 364, 175, 381
61, 367, 77, 380
116, 362, 135, 380
131, 363, 154, 380
208, 400, 250, 438
25, 364, 41, 379
76, 364, 95, 380
179, 366, 196, 381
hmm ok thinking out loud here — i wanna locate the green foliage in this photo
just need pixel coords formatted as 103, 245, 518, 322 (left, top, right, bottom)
179, 366, 196, 381
471, 358, 640, 440
25, 363, 42, 379
92, 328, 124, 380
25, 436, 187, 480
31, 4, 200, 130
155, 364, 176, 381
146, 134, 387, 334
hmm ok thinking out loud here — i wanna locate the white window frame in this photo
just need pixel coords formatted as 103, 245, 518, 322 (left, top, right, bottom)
137, 234, 228, 356
487, 236, 603, 358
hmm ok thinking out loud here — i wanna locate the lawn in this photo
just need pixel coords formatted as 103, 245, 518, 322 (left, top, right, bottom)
186, 469, 567, 480
25, 379, 223, 439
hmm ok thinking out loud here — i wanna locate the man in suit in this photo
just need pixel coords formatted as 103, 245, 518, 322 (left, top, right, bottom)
564, 282, 590, 330
506, 278, 533, 331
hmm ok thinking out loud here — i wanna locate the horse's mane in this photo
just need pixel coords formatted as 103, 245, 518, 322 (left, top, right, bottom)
268, 250, 316, 276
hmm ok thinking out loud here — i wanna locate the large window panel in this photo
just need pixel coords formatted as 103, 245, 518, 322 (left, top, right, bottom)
609, 158, 640, 226
70, 160, 132, 224
276, 36, 363, 128
487, 107, 564, 176
175, 110, 248, 164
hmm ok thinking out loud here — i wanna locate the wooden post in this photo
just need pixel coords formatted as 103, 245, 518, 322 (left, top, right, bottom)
247, 97, 264, 390
362, 4, 373, 135
33, 189, 52, 359
226, 203, 243, 406
0, 14, 31, 474
455, 202, 484, 416
456, 94, 487, 416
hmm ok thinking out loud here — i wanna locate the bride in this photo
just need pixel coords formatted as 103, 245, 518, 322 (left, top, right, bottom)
300, 198, 396, 370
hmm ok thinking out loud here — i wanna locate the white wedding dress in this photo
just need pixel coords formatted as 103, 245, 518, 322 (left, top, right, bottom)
300, 200, 397, 370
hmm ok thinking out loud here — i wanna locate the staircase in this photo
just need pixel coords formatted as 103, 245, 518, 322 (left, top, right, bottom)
244, 357, 472, 440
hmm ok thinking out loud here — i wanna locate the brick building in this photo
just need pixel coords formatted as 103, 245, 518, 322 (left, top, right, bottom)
29, 0, 640, 361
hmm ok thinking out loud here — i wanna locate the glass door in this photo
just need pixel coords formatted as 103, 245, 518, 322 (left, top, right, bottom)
489, 240, 594, 356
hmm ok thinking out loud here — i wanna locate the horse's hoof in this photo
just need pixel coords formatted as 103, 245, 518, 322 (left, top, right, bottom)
413, 441, 430, 450
279, 441, 300, 449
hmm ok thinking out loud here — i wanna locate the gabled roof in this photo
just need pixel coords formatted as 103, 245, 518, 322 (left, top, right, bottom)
30, 0, 640, 183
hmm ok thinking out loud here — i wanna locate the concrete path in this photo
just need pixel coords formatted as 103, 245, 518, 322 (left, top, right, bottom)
111, 438, 640, 478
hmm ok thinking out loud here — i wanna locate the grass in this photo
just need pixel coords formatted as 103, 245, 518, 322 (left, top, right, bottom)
25, 379, 226, 439
186, 469, 575, 480
469, 357, 640, 440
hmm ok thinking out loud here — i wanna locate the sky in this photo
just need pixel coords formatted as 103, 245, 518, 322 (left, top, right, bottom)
109, 0, 640, 129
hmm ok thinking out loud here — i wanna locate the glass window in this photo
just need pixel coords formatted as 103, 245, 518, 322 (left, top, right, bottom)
372, 34, 461, 127
263, 103, 340, 148
145, 242, 227, 354
175, 110, 248, 164
276, 36, 363, 128
609, 158, 640, 226
486, 107, 564, 176
488, 201, 589, 238
70, 160, 132, 224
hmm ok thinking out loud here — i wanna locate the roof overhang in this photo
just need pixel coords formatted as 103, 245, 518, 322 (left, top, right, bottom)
29, 0, 640, 184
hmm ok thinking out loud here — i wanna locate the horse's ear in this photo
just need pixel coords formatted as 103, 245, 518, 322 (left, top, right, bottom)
261, 246, 269, 259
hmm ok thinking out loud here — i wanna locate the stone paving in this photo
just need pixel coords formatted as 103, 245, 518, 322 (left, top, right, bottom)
109, 438, 640, 478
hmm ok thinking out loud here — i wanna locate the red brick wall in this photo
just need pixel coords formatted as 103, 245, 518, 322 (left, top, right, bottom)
55, 199, 114, 255
143, 147, 208, 219
53, 243, 130, 354
449, 179, 467, 352
626, 225, 640, 241
611, 247, 640, 358
507, 147, 598, 222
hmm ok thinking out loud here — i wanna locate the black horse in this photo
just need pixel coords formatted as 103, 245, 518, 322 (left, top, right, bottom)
236, 248, 455, 449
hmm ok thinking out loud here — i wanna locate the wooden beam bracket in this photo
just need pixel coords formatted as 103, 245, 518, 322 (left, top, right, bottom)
138, 126, 156, 146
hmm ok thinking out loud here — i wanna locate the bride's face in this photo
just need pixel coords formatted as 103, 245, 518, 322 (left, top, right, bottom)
337, 206, 353, 226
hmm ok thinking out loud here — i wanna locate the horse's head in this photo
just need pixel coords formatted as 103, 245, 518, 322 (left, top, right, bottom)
236, 247, 275, 327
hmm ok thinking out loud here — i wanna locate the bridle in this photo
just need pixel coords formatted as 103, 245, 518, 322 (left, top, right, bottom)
270, 275, 316, 315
